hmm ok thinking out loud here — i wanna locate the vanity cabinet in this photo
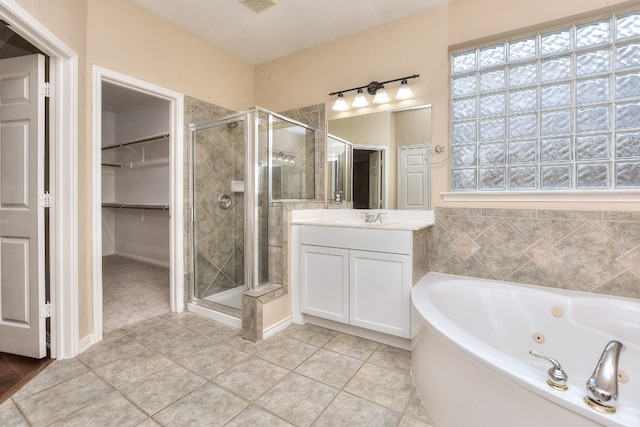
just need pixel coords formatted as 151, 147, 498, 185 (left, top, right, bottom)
300, 245, 350, 323
298, 225, 412, 338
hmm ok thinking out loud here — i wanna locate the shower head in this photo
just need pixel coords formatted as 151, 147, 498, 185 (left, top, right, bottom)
227, 122, 238, 129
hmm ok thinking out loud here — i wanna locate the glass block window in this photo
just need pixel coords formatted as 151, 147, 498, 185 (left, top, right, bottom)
450, 10, 640, 191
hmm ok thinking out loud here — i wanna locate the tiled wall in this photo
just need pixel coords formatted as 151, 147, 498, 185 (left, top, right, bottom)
429, 208, 640, 299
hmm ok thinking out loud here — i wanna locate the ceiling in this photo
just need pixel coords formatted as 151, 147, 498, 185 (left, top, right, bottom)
129, 0, 451, 65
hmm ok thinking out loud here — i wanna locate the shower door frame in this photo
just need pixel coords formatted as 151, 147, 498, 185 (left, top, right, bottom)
188, 111, 257, 314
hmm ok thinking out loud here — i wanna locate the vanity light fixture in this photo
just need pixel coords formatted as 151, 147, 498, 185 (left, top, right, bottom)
395, 79, 414, 100
352, 89, 368, 108
372, 85, 390, 104
332, 93, 348, 111
330, 74, 419, 111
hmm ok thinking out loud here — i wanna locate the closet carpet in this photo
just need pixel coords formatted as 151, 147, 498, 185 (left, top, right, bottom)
103, 255, 170, 333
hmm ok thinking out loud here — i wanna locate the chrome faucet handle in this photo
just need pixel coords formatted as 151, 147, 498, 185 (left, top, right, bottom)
375, 212, 387, 223
529, 350, 568, 391
363, 212, 376, 222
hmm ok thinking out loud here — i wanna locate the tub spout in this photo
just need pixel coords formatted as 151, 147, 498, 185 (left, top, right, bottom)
585, 340, 625, 412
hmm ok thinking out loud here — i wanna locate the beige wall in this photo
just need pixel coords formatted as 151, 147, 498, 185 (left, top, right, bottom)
16, 0, 255, 338
255, 0, 640, 212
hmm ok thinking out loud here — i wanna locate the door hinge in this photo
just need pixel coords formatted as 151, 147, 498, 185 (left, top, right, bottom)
39, 192, 51, 208
40, 302, 51, 319
40, 81, 51, 97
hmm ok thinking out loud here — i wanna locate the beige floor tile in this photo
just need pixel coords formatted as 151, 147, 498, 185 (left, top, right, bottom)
313, 391, 401, 427
49, 390, 147, 427
284, 323, 337, 347
164, 312, 238, 341
15, 372, 113, 427
324, 333, 380, 360
256, 373, 338, 426
126, 319, 187, 347
95, 348, 173, 389
294, 348, 363, 388
134, 418, 162, 426
398, 415, 433, 426
368, 344, 411, 374
404, 389, 434, 425
145, 328, 218, 360
214, 356, 288, 401
77, 334, 145, 369
153, 382, 247, 426
121, 364, 207, 415
226, 405, 294, 427
11, 358, 89, 401
178, 344, 249, 380
0, 401, 28, 426
344, 363, 413, 412
254, 335, 318, 370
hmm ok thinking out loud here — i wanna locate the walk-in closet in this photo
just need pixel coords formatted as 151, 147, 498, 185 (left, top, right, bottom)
101, 82, 171, 333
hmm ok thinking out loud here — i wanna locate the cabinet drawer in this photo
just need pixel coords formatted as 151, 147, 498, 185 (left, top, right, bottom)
298, 225, 411, 255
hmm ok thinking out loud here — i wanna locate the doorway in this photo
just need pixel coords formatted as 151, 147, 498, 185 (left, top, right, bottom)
92, 67, 184, 343
352, 148, 384, 209
0, 0, 79, 360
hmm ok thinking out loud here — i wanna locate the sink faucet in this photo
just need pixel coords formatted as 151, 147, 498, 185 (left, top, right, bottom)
585, 340, 625, 412
364, 212, 386, 223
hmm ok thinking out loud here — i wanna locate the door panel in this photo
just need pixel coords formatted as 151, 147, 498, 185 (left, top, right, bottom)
0, 54, 46, 358
398, 145, 430, 210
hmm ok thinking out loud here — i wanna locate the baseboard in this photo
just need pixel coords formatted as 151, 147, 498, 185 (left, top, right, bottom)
263, 315, 292, 340
187, 303, 242, 330
78, 333, 96, 353
112, 251, 170, 268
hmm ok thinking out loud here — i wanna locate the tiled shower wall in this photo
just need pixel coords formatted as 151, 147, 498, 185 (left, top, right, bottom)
429, 208, 640, 299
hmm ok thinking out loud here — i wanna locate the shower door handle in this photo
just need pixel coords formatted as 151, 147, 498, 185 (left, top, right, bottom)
218, 194, 232, 209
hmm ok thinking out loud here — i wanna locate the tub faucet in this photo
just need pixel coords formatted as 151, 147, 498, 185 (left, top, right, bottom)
585, 340, 625, 412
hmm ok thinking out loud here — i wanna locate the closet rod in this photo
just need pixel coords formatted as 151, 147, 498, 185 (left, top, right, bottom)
102, 202, 169, 212
102, 132, 170, 151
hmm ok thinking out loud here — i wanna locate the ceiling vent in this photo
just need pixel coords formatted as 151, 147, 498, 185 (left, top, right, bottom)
239, 0, 279, 14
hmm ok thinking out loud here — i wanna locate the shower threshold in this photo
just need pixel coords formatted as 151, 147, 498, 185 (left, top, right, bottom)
203, 285, 245, 310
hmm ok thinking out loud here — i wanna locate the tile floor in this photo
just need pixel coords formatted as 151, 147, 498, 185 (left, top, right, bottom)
0, 312, 435, 427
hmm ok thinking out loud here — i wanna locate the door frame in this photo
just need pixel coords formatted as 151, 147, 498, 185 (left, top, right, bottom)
0, 1, 79, 359
91, 66, 184, 344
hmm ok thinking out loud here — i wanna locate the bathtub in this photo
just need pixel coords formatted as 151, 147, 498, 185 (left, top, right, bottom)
411, 273, 640, 427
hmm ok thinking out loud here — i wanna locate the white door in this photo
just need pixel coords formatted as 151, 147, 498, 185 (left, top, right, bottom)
0, 54, 47, 358
368, 151, 382, 209
398, 145, 430, 210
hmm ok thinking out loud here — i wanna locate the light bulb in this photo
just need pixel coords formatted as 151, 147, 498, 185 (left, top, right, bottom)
372, 87, 390, 104
395, 79, 414, 100
332, 93, 348, 111
352, 89, 368, 108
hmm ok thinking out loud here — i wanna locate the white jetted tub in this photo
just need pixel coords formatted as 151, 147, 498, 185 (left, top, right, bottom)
411, 273, 639, 427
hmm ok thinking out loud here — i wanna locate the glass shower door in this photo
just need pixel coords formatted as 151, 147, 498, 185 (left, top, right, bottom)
190, 115, 246, 312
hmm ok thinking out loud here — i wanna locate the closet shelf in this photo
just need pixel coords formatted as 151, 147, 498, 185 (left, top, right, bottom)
102, 132, 170, 151
102, 202, 170, 212
101, 162, 122, 168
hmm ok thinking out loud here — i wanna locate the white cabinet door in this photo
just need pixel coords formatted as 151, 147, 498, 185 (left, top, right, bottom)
300, 245, 350, 323
350, 250, 411, 338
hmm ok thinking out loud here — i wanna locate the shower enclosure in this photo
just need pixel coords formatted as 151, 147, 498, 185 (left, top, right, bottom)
189, 107, 316, 318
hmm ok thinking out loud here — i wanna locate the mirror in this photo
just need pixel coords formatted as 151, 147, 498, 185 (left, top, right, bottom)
327, 135, 353, 203
328, 105, 432, 209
